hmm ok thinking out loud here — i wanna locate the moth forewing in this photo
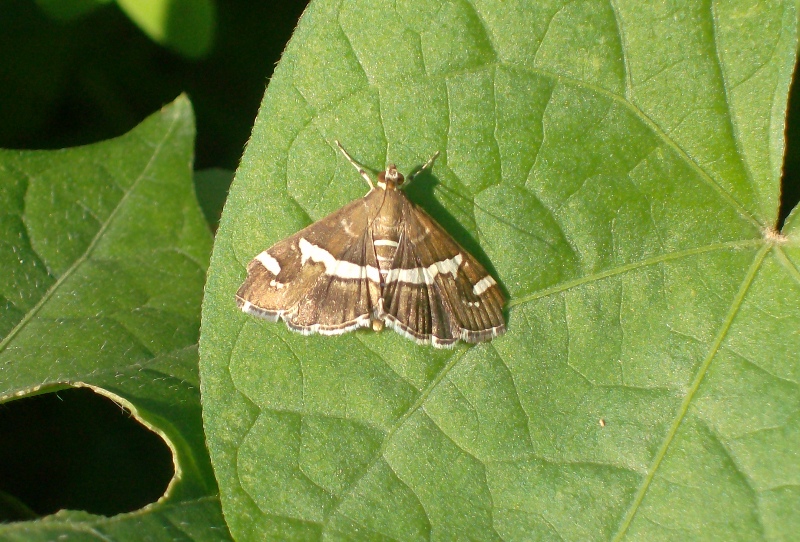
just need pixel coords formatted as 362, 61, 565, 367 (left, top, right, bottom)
236, 144, 506, 348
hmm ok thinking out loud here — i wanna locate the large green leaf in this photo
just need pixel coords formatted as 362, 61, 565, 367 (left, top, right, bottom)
201, 1, 799, 540
0, 96, 231, 540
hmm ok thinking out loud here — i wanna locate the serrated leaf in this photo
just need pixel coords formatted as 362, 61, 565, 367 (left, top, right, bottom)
0, 96, 231, 540
201, 1, 799, 540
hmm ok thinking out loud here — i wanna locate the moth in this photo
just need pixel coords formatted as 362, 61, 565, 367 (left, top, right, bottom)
236, 142, 506, 348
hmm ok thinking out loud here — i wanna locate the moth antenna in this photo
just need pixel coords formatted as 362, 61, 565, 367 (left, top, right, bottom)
406, 151, 440, 186
335, 140, 374, 189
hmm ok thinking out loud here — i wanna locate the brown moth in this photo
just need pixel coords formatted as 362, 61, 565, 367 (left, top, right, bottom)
236, 142, 506, 348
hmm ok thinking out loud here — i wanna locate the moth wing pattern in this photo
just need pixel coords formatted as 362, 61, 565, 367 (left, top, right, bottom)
236, 196, 382, 335
381, 200, 506, 347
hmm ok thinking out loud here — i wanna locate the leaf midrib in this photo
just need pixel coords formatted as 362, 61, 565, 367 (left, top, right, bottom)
611, 243, 771, 540
0, 111, 182, 365
317, 346, 469, 527
307, 239, 768, 534
507, 238, 762, 309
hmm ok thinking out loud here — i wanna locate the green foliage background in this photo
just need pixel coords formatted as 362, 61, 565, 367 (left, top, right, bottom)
1, 0, 799, 541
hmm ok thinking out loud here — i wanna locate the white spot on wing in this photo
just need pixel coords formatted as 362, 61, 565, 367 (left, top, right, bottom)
340, 218, 356, 236
256, 251, 281, 275
299, 238, 381, 282
472, 275, 496, 296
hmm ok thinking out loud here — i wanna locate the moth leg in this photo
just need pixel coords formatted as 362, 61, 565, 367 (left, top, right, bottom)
406, 151, 440, 186
335, 140, 374, 189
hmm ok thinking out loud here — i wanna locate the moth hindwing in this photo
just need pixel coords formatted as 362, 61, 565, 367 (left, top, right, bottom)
236, 142, 506, 348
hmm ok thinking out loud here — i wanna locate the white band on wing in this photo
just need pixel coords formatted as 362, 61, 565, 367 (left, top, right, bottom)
299, 238, 382, 283
384, 254, 463, 285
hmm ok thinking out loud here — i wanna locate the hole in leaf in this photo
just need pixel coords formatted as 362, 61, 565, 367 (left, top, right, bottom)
779, 52, 800, 229
0, 386, 174, 521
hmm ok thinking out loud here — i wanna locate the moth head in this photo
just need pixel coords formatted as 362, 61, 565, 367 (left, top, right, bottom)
378, 165, 404, 190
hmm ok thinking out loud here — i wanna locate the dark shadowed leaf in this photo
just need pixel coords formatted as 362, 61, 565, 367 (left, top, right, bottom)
0, 96, 231, 540
34, 0, 111, 21
195, 167, 234, 232
116, 0, 216, 59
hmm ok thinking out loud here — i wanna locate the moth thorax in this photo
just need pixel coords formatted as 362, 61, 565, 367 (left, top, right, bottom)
378, 165, 404, 189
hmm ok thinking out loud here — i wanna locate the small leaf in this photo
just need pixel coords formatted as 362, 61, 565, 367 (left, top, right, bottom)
115, 0, 216, 59
0, 96, 230, 539
201, 1, 799, 540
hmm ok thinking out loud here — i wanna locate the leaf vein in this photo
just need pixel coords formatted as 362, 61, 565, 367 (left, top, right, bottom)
708, 0, 758, 198
507, 239, 761, 310
0, 109, 183, 358
611, 243, 770, 540
503, 62, 762, 229
608, 0, 632, 98
322, 348, 469, 525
